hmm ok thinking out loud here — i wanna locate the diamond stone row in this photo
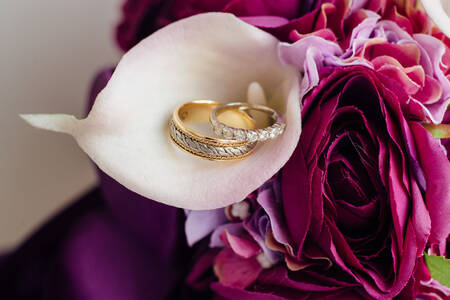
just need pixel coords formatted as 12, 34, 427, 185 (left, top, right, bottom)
212, 121, 286, 143
169, 121, 256, 160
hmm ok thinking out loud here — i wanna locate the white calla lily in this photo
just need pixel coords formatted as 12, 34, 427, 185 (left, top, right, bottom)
21, 13, 301, 210
421, 0, 450, 37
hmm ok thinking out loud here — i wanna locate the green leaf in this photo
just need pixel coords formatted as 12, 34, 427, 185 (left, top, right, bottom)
422, 123, 450, 139
424, 253, 450, 288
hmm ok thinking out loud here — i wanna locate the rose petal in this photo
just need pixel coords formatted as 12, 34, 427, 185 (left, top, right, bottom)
243, 207, 282, 263
223, 0, 301, 18
376, 64, 421, 94
290, 28, 337, 42
279, 36, 370, 99
214, 248, 262, 289
240, 16, 289, 28
411, 122, 450, 255
257, 187, 293, 251
210, 222, 244, 248
413, 75, 443, 104
220, 230, 260, 258
212, 283, 287, 300
414, 34, 450, 122
21, 13, 300, 210
185, 208, 228, 246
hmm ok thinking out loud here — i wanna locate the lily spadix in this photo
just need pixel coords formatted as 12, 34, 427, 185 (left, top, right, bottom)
21, 13, 301, 210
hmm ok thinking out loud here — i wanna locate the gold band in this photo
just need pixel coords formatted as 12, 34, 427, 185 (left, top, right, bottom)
169, 100, 257, 160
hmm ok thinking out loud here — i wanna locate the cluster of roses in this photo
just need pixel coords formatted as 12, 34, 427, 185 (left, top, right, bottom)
113, 0, 450, 299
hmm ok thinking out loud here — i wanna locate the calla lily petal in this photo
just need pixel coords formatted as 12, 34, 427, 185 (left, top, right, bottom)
21, 13, 301, 210
421, 0, 450, 37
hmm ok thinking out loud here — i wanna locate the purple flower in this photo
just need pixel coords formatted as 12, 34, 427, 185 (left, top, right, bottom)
343, 16, 450, 123
278, 65, 449, 298
186, 65, 450, 299
280, 14, 450, 124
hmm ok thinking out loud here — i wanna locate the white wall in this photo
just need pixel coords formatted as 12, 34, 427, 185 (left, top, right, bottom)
0, 1, 121, 248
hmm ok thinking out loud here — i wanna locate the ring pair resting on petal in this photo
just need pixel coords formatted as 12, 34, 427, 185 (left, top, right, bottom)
169, 100, 286, 160
21, 13, 301, 210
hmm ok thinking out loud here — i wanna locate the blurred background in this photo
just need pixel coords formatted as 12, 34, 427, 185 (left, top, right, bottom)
0, 1, 121, 249
0, 1, 449, 250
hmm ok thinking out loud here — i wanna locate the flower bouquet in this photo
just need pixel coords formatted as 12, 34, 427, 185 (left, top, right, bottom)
3, 0, 450, 299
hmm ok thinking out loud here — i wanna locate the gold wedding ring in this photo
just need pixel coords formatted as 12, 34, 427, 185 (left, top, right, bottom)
169, 100, 257, 160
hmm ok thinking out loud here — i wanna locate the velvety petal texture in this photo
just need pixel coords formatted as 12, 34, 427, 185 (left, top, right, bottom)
22, 13, 301, 210
339, 15, 450, 123
279, 12, 450, 123
115, 0, 322, 51
279, 35, 370, 99
280, 65, 449, 299
184, 65, 449, 300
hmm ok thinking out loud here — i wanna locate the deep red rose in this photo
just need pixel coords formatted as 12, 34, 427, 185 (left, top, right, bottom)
184, 66, 450, 299
278, 65, 450, 298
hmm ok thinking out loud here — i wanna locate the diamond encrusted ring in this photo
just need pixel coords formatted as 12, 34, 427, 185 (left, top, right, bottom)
169, 100, 257, 160
210, 102, 285, 143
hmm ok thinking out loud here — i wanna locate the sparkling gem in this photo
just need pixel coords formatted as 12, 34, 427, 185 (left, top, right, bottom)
222, 127, 233, 139
214, 126, 222, 136
258, 129, 269, 141
268, 125, 280, 138
247, 131, 258, 142
234, 129, 246, 141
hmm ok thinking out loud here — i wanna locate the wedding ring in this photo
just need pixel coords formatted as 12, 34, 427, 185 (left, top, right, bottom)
169, 100, 257, 160
210, 102, 285, 142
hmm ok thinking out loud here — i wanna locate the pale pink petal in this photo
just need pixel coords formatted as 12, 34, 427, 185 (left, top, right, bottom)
413, 75, 443, 104
21, 13, 300, 210
214, 248, 262, 289
185, 209, 228, 246
220, 230, 261, 258
210, 223, 244, 248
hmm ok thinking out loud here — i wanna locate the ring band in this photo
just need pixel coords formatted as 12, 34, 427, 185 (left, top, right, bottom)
169, 100, 257, 160
210, 102, 285, 142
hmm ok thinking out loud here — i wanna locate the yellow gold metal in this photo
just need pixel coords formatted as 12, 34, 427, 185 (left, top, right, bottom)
169, 100, 257, 160
172, 100, 254, 146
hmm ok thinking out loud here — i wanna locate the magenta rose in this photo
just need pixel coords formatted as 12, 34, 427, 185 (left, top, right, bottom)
278, 65, 450, 298
184, 65, 450, 299
444, 109, 450, 160
115, 0, 355, 51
